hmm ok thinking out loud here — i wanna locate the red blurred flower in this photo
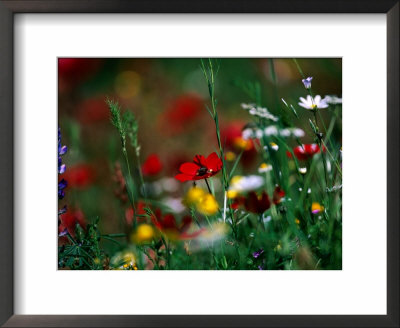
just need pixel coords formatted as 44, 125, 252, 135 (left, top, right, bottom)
222, 121, 254, 152
287, 144, 322, 161
175, 152, 222, 182
125, 202, 149, 226
158, 93, 204, 135
244, 191, 271, 214
62, 164, 95, 188
58, 209, 86, 237
142, 154, 163, 176
58, 58, 101, 81
112, 162, 128, 203
77, 98, 111, 124
244, 186, 285, 214
151, 209, 204, 240
221, 121, 257, 167
58, 58, 102, 92
272, 186, 285, 205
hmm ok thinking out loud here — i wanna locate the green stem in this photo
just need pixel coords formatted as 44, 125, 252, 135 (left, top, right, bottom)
122, 147, 137, 228
204, 178, 212, 195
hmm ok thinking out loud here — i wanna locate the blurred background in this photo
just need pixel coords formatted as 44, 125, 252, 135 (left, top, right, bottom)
58, 58, 341, 238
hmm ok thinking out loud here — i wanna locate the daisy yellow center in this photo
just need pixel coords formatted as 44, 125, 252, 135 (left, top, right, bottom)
310, 104, 317, 109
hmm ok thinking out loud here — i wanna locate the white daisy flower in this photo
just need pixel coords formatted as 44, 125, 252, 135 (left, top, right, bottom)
263, 215, 272, 223
269, 142, 279, 151
241, 103, 279, 121
242, 128, 254, 140
258, 163, 273, 173
264, 125, 279, 136
298, 167, 307, 174
324, 95, 342, 105
302, 76, 313, 89
298, 95, 329, 110
279, 129, 291, 137
229, 175, 264, 193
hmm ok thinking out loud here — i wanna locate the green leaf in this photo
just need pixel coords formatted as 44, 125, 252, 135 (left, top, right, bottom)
229, 150, 243, 180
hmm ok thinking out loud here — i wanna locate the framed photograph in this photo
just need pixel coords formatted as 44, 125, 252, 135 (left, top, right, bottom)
0, 1, 398, 327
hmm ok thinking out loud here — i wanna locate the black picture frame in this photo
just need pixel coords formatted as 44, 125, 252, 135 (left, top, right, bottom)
0, 1, 398, 327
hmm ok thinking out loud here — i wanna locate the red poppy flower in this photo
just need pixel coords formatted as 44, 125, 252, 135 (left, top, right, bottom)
58, 209, 86, 237
287, 144, 322, 161
142, 154, 163, 176
272, 186, 285, 205
244, 191, 271, 214
62, 164, 95, 188
175, 152, 223, 182
151, 209, 205, 240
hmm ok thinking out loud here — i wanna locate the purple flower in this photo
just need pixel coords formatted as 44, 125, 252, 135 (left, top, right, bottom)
58, 205, 67, 215
258, 265, 264, 270
59, 228, 68, 237
58, 179, 68, 199
58, 127, 68, 201
252, 248, 264, 259
58, 127, 67, 174
302, 76, 313, 89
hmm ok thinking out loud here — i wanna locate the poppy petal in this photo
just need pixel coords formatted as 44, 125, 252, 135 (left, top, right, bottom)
175, 173, 194, 182
192, 154, 207, 167
179, 162, 200, 175
206, 152, 222, 172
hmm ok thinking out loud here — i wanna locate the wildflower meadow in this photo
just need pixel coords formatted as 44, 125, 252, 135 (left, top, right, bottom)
58, 58, 342, 270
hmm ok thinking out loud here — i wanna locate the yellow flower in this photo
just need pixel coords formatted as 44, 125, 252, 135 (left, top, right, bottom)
111, 250, 137, 269
226, 190, 238, 199
233, 137, 252, 151
183, 187, 206, 207
131, 224, 155, 244
295, 218, 300, 225
183, 187, 219, 216
196, 193, 219, 216
225, 151, 236, 161
311, 202, 324, 214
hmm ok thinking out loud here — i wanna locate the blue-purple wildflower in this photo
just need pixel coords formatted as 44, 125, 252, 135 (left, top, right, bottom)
252, 248, 264, 259
58, 127, 68, 200
58, 128, 67, 174
302, 76, 313, 89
